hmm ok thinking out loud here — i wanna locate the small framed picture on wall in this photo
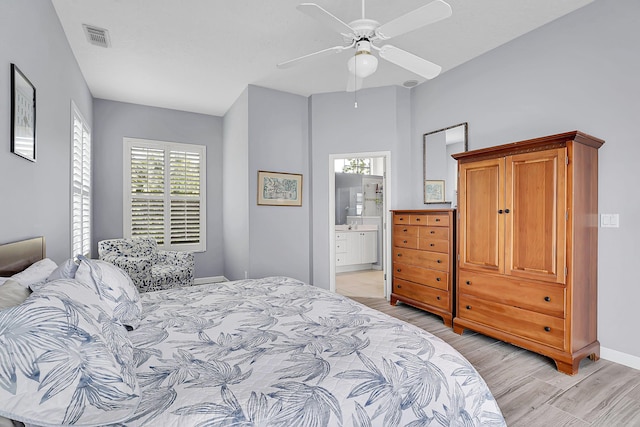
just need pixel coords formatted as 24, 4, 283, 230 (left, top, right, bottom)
257, 170, 303, 206
424, 180, 445, 203
11, 64, 36, 162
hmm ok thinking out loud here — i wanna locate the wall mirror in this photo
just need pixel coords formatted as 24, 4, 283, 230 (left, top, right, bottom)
423, 122, 468, 205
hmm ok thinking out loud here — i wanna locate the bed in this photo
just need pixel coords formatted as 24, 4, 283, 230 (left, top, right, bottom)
0, 237, 506, 427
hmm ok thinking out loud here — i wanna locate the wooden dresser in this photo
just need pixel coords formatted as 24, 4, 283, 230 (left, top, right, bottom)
390, 209, 455, 326
452, 131, 603, 375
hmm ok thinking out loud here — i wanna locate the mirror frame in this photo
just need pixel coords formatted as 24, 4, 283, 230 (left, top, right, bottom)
423, 122, 468, 204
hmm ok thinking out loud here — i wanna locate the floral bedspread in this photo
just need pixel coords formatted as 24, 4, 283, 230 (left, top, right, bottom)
125, 276, 506, 426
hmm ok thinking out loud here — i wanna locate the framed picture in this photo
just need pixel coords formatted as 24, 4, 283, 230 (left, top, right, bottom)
11, 64, 36, 162
257, 170, 303, 206
424, 180, 445, 203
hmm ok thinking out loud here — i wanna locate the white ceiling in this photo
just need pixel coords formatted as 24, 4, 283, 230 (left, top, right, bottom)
52, 0, 594, 117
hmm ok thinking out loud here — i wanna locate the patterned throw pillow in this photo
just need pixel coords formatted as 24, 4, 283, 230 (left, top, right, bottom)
0, 282, 140, 426
10, 258, 57, 288
75, 256, 143, 330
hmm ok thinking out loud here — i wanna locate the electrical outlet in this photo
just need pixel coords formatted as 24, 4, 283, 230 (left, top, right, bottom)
600, 214, 620, 228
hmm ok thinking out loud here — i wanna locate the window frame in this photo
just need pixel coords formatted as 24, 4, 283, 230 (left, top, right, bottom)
123, 137, 206, 252
71, 102, 91, 257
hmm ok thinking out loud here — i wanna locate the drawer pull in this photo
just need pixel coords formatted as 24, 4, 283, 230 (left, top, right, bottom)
544, 326, 551, 332
544, 296, 551, 302
403, 240, 408, 244
466, 305, 471, 310
436, 277, 441, 282
465, 280, 471, 285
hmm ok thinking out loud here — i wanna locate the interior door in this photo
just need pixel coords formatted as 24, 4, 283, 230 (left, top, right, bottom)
458, 158, 505, 273
504, 148, 567, 283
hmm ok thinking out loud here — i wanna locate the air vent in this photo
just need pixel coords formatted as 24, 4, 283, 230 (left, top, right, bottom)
82, 24, 111, 48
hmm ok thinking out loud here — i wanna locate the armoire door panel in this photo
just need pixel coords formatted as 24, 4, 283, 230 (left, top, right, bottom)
459, 159, 504, 273
505, 149, 566, 283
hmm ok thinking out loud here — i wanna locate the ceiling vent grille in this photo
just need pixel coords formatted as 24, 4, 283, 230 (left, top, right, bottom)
83, 24, 111, 48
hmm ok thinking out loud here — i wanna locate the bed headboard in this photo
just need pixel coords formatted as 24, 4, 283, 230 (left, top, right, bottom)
0, 236, 46, 276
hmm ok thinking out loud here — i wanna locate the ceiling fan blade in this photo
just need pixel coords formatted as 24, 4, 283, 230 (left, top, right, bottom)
297, 3, 354, 36
375, 0, 452, 40
346, 74, 363, 93
277, 45, 350, 69
378, 45, 442, 79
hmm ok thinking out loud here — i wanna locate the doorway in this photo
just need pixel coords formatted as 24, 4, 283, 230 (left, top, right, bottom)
329, 151, 391, 299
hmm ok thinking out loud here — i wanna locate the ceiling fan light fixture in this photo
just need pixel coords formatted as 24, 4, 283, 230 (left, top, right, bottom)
347, 51, 378, 78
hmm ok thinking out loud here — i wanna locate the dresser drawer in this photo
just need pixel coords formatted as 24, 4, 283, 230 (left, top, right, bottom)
417, 238, 449, 253
458, 271, 565, 318
458, 294, 565, 350
418, 227, 449, 240
393, 262, 448, 291
393, 225, 419, 237
393, 278, 449, 310
393, 235, 418, 249
394, 248, 449, 272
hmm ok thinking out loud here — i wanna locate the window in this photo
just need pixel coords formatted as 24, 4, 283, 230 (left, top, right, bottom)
123, 138, 206, 252
71, 104, 91, 257
335, 158, 372, 174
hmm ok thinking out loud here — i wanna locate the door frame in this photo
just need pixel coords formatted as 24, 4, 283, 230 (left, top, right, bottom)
328, 151, 391, 298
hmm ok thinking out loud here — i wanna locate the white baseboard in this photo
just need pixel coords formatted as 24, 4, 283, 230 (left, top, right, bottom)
194, 276, 227, 285
601, 346, 640, 371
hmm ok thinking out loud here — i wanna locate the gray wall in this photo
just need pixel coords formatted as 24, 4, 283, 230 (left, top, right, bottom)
222, 89, 249, 281
0, 0, 92, 262
92, 99, 224, 279
310, 86, 411, 289
411, 0, 640, 359
222, 85, 311, 282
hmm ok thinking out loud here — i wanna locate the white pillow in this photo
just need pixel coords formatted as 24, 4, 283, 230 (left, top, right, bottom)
75, 256, 143, 330
0, 279, 31, 310
0, 285, 140, 426
10, 258, 57, 288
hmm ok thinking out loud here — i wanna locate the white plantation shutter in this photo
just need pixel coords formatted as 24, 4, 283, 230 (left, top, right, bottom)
72, 105, 91, 257
123, 138, 206, 252
130, 147, 165, 243
170, 151, 201, 244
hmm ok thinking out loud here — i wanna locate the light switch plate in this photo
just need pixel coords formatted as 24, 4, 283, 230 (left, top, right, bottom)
600, 214, 619, 228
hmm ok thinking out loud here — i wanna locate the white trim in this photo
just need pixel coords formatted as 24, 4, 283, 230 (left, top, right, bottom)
601, 346, 640, 371
122, 137, 207, 252
329, 151, 391, 299
70, 101, 91, 257
194, 276, 228, 285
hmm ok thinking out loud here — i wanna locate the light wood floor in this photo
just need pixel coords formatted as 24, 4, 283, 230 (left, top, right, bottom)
337, 271, 640, 426
336, 269, 384, 298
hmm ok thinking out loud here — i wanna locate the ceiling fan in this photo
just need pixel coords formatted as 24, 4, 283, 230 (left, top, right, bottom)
277, 0, 452, 92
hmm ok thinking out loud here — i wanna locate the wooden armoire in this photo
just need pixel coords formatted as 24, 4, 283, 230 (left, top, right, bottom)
452, 131, 603, 375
